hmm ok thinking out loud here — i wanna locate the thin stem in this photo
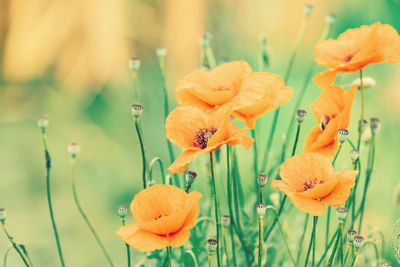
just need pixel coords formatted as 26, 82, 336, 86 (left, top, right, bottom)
208, 254, 212, 267
304, 216, 318, 267
260, 14, 310, 172
134, 118, 147, 189
291, 124, 301, 156
332, 144, 343, 166
166, 247, 172, 267
264, 196, 287, 242
157, 57, 180, 188
149, 157, 166, 185
316, 228, 340, 267
356, 69, 365, 151
296, 214, 309, 264
222, 229, 229, 266
258, 217, 263, 267
326, 208, 331, 250
1, 223, 30, 267
251, 129, 259, 184
312, 216, 318, 267
70, 158, 115, 267
121, 219, 131, 267
40, 130, 65, 267
226, 146, 237, 267
327, 226, 342, 267
209, 152, 221, 267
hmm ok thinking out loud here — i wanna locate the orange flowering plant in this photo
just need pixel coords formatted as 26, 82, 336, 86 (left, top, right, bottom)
4, 4, 400, 267
303, 84, 357, 157
116, 184, 202, 252
271, 153, 357, 216
176, 60, 292, 128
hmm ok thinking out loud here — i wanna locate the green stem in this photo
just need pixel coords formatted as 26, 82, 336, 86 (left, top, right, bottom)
166, 247, 172, 267
296, 214, 309, 264
332, 144, 343, 166
40, 131, 65, 267
226, 146, 238, 267
1, 223, 30, 267
149, 157, 166, 185
121, 219, 131, 267
258, 217, 263, 267
326, 207, 331, 250
222, 229, 229, 266
316, 228, 340, 267
312, 216, 318, 267
209, 152, 221, 267
264, 196, 287, 242
304, 216, 318, 267
356, 69, 364, 151
70, 159, 115, 267
291, 124, 301, 156
357, 135, 375, 233
157, 57, 180, 188
134, 118, 147, 189
326, 226, 341, 267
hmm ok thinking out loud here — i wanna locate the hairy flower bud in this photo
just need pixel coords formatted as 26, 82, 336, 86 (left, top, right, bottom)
128, 57, 140, 72
37, 115, 49, 130
296, 109, 307, 124
132, 103, 143, 119
256, 203, 267, 217
338, 129, 349, 144
117, 205, 128, 219
68, 142, 80, 158
257, 173, 268, 188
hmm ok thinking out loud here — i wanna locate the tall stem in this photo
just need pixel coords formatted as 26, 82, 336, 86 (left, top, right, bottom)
226, 146, 238, 267
332, 144, 343, 166
121, 219, 131, 267
296, 214, 309, 264
258, 217, 263, 267
291, 124, 301, 156
326, 225, 341, 267
304, 216, 318, 267
40, 131, 65, 267
356, 69, 364, 151
260, 14, 310, 172
251, 129, 259, 182
70, 158, 115, 267
166, 247, 172, 267
209, 152, 221, 267
134, 118, 147, 189
1, 223, 30, 267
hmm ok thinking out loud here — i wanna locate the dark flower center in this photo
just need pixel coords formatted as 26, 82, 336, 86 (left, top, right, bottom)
303, 179, 324, 191
345, 54, 354, 62
193, 127, 217, 149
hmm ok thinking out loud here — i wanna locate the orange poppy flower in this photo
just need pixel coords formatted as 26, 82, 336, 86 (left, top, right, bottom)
166, 105, 254, 173
116, 184, 202, 252
314, 22, 400, 87
175, 60, 292, 128
271, 153, 357, 216
303, 85, 357, 157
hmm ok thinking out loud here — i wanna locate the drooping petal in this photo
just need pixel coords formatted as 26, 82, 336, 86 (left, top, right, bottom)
321, 170, 357, 206
168, 149, 203, 174
287, 193, 327, 216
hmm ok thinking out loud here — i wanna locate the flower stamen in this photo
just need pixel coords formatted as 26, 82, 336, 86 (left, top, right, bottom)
193, 127, 217, 149
303, 179, 324, 191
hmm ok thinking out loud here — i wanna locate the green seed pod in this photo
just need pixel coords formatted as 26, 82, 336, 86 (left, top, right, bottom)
132, 103, 143, 119
117, 205, 128, 219
68, 142, 80, 158
128, 57, 141, 72
221, 215, 231, 228
37, 115, 49, 130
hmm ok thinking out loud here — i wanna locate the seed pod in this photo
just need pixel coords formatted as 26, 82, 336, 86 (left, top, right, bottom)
296, 109, 307, 124
117, 205, 128, 219
353, 235, 365, 251
38, 115, 49, 130
347, 229, 357, 244
257, 173, 268, 188
0, 208, 6, 223
128, 57, 141, 72
336, 206, 348, 222
350, 149, 359, 163
207, 239, 218, 253
338, 129, 349, 144
186, 171, 197, 187
221, 215, 231, 228
256, 203, 267, 217
132, 103, 143, 119
303, 4, 314, 17
68, 142, 80, 158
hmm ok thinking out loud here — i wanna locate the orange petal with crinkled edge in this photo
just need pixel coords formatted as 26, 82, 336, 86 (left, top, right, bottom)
321, 170, 357, 206
279, 153, 334, 192
116, 224, 169, 252
168, 204, 200, 247
232, 72, 293, 129
175, 61, 252, 110
168, 149, 202, 173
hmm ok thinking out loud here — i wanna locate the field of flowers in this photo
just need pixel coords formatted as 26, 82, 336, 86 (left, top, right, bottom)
1, 1, 400, 266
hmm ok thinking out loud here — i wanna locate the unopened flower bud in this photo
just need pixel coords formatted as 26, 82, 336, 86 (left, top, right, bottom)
350, 150, 359, 163
394, 183, 400, 205
128, 57, 140, 72
347, 229, 357, 244
131, 103, 143, 119
325, 13, 336, 25
338, 129, 349, 144
0, 208, 6, 223
156, 47, 167, 59
186, 171, 197, 187
207, 239, 218, 253
68, 142, 80, 158
117, 205, 128, 219
37, 115, 49, 130
221, 215, 231, 228
296, 109, 307, 124
304, 4, 314, 17
381, 261, 392, 266
256, 203, 267, 217
336, 206, 348, 222
370, 118, 380, 136
257, 173, 268, 188
352, 76, 376, 89
353, 235, 365, 251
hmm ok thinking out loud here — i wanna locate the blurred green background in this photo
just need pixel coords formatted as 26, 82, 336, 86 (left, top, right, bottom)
1, 0, 400, 266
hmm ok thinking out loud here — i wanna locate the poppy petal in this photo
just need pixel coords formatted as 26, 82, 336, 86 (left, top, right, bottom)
168, 150, 203, 173
288, 193, 327, 216
321, 170, 357, 206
